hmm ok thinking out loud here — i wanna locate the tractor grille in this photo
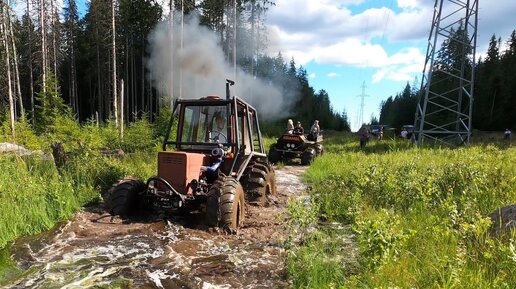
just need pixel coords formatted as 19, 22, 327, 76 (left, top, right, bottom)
161, 155, 185, 165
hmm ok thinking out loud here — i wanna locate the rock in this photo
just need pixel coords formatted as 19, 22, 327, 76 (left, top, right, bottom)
488, 204, 516, 234
100, 148, 125, 157
0, 142, 32, 156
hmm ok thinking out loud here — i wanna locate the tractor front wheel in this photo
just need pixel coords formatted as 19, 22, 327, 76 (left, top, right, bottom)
105, 178, 146, 217
206, 177, 245, 233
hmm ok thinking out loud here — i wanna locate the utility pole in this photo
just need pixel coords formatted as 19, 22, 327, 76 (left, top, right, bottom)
179, 0, 183, 99
357, 81, 369, 127
233, 0, 237, 81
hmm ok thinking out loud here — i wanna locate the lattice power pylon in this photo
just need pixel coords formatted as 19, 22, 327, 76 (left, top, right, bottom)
414, 0, 478, 146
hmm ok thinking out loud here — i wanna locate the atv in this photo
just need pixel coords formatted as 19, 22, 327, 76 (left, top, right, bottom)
268, 132, 323, 165
104, 80, 276, 232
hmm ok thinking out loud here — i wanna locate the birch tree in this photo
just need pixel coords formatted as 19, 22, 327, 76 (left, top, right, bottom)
1, 2, 15, 134
6, 0, 24, 117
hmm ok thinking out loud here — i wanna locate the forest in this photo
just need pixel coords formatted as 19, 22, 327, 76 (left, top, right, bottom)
0, 0, 350, 136
379, 28, 516, 132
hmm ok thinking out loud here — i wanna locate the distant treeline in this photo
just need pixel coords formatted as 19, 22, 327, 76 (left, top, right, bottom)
0, 0, 349, 134
379, 29, 516, 131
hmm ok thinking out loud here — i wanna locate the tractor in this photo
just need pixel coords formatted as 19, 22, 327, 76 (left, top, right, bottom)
268, 132, 323, 165
104, 80, 276, 232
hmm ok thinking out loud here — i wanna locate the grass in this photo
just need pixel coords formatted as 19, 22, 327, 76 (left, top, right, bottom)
0, 151, 157, 250
286, 132, 516, 288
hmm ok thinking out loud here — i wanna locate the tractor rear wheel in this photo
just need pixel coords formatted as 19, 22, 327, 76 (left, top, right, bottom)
206, 177, 245, 233
268, 144, 282, 164
105, 178, 146, 217
241, 160, 276, 205
301, 148, 316, 165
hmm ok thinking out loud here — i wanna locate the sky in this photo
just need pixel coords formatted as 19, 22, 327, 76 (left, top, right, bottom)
264, 0, 516, 130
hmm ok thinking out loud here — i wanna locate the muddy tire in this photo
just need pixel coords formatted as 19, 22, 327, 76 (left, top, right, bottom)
301, 148, 316, 165
268, 145, 282, 164
105, 178, 146, 217
241, 160, 276, 205
206, 177, 245, 232
315, 144, 324, 156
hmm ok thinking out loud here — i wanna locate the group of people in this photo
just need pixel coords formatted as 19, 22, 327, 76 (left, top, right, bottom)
286, 119, 320, 140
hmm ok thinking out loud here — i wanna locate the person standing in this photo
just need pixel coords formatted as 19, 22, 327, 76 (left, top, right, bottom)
400, 128, 408, 139
310, 120, 320, 141
504, 128, 512, 140
358, 127, 370, 149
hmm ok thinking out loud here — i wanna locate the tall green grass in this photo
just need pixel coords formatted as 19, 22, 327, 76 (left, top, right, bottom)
0, 114, 163, 251
0, 152, 157, 250
287, 135, 516, 288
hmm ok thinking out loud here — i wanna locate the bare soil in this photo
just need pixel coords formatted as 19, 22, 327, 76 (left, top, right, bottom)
3, 166, 307, 289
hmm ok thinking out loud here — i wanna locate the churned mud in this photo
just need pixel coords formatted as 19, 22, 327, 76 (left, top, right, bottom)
2, 166, 307, 289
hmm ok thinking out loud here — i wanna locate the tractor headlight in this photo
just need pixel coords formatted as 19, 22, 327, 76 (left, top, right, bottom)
211, 147, 225, 158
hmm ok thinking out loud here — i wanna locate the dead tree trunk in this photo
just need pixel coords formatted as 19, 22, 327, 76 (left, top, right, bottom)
26, 0, 35, 122
111, 0, 118, 127
40, 0, 47, 94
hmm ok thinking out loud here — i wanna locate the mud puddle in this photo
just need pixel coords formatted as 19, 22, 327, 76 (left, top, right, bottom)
1, 166, 307, 289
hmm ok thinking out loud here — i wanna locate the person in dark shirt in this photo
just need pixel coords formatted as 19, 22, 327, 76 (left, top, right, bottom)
293, 121, 304, 135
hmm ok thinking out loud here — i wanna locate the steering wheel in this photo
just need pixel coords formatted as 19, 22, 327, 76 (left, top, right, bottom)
210, 131, 227, 143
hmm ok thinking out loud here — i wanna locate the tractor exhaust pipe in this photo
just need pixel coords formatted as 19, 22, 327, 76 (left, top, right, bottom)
226, 79, 235, 100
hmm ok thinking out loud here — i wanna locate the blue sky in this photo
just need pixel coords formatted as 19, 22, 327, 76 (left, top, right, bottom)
265, 0, 516, 130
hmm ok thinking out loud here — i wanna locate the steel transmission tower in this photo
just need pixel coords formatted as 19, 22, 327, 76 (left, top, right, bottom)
414, 0, 478, 146
357, 81, 369, 127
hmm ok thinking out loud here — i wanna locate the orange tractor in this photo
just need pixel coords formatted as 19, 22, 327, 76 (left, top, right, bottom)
105, 80, 276, 232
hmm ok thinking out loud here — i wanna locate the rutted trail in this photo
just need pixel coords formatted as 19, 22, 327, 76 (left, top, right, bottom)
3, 166, 307, 289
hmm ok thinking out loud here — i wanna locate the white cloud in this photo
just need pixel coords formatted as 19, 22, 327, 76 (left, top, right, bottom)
266, 0, 428, 82
397, 0, 418, 9
309, 73, 317, 79
266, 0, 516, 86
327, 72, 339, 77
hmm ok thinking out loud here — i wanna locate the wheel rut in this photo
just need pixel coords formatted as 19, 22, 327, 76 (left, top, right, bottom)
3, 166, 307, 289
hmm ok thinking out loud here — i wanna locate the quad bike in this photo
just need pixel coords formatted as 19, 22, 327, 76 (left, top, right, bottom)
104, 80, 276, 232
268, 132, 323, 165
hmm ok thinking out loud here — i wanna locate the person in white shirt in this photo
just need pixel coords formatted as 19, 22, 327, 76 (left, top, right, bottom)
401, 128, 408, 139
286, 119, 294, 134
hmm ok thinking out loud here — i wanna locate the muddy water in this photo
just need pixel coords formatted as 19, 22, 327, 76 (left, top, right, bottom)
2, 166, 307, 289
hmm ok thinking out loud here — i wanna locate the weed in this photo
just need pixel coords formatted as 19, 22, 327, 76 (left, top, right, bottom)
287, 137, 516, 288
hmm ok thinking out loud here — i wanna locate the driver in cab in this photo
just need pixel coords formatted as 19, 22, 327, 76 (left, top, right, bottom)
210, 111, 227, 143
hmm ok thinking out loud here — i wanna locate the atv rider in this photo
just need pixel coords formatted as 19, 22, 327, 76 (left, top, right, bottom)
286, 119, 294, 134
293, 121, 304, 135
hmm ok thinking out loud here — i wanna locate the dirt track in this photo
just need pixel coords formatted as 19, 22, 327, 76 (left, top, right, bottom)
4, 165, 307, 289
